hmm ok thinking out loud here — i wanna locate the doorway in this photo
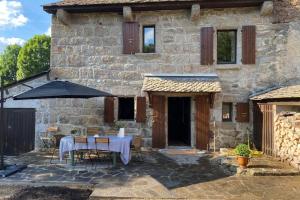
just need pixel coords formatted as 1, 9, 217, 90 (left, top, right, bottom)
168, 97, 191, 146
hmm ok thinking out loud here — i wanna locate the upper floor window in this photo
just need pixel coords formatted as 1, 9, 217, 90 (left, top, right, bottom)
217, 30, 237, 64
143, 25, 155, 53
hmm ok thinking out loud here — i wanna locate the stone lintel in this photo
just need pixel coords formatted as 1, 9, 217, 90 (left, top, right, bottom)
260, 1, 273, 16
123, 6, 134, 22
56, 9, 71, 25
190, 4, 201, 21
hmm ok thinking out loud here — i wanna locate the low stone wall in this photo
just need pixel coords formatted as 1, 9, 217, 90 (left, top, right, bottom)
274, 112, 300, 169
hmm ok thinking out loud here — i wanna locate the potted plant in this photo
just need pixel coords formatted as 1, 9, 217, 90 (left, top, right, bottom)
234, 144, 251, 168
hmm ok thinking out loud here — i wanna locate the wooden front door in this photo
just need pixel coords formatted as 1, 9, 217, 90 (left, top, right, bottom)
195, 95, 210, 150
152, 95, 166, 148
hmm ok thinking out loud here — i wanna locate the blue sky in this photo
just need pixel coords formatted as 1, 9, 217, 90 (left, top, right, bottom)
0, 0, 54, 52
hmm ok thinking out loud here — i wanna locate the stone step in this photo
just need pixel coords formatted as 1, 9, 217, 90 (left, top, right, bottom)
237, 167, 300, 176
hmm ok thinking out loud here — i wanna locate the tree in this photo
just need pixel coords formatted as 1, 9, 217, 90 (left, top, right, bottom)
17, 35, 51, 80
0, 45, 21, 85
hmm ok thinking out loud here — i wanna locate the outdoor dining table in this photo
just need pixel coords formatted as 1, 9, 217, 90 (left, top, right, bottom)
59, 135, 133, 167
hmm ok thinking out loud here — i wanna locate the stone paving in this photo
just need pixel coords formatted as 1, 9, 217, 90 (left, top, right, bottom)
1, 151, 300, 199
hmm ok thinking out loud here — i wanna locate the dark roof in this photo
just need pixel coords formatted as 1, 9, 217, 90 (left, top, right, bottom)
43, 0, 267, 14
1, 70, 50, 90
250, 85, 300, 101
14, 80, 113, 100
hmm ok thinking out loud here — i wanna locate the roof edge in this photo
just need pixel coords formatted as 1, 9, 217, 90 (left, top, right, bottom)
1, 70, 51, 90
43, 0, 267, 14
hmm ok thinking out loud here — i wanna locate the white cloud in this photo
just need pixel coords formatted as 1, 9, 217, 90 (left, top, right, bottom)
0, 0, 28, 28
45, 26, 51, 36
0, 37, 26, 46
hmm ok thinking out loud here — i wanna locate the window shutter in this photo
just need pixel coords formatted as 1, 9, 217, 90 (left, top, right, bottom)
242, 25, 256, 64
136, 96, 146, 123
104, 97, 114, 123
201, 27, 214, 65
236, 102, 250, 122
123, 22, 140, 54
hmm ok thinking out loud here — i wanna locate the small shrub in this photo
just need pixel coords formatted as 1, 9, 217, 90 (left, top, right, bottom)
234, 144, 251, 157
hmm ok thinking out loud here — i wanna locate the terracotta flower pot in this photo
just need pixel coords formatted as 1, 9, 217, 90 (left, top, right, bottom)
237, 156, 249, 168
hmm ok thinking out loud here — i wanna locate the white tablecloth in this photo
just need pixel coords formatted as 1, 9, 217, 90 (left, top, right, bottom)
59, 135, 133, 165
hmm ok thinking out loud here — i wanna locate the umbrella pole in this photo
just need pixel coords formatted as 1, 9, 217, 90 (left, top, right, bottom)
0, 77, 4, 169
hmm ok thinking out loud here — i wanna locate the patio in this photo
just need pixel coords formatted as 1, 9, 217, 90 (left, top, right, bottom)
1, 150, 300, 199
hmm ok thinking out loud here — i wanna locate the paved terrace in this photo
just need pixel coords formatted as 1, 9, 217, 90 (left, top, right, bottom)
0, 151, 299, 199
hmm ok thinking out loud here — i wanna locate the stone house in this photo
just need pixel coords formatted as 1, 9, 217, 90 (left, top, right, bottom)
7, 0, 299, 151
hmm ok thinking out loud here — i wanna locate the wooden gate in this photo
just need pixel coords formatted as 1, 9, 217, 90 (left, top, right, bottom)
152, 95, 166, 148
3, 108, 36, 155
195, 95, 210, 150
253, 103, 274, 156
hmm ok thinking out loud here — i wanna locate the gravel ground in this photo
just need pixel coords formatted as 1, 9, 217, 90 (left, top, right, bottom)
0, 185, 92, 200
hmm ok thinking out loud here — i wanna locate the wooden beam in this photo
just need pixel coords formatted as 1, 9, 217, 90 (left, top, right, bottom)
56, 9, 71, 25
260, 1, 273, 16
190, 4, 201, 21
123, 6, 133, 22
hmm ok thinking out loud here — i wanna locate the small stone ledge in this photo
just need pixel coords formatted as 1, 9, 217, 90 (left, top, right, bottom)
215, 65, 241, 70
134, 53, 161, 59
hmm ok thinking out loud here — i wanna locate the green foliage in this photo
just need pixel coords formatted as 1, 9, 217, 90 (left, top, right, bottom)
217, 31, 236, 64
143, 44, 155, 53
234, 144, 251, 157
0, 45, 21, 85
17, 35, 51, 80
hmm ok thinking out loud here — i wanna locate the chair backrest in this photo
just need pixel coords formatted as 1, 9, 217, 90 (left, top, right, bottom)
87, 127, 101, 136
95, 137, 109, 144
103, 130, 118, 136
132, 135, 142, 151
47, 126, 58, 133
74, 136, 88, 144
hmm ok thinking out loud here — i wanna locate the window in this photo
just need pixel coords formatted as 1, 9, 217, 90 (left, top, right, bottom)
217, 30, 237, 64
222, 102, 232, 122
118, 97, 134, 120
143, 26, 155, 53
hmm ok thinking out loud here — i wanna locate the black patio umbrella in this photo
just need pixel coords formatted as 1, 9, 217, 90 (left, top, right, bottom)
13, 80, 113, 100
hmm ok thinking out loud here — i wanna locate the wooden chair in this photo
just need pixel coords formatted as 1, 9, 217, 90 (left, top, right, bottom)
93, 137, 112, 165
50, 134, 66, 164
73, 136, 92, 165
40, 126, 58, 150
131, 135, 143, 161
103, 130, 118, 136
87, 127, 101, 136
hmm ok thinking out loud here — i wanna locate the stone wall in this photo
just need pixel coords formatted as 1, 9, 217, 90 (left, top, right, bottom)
274, 0, 300, 23
274, 109, 300, 169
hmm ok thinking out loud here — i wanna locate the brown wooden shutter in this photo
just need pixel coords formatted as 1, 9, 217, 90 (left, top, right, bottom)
242, 25, 256, 64
152, 95, 166, 148
123, 22, 140, 54
195, 95, 210, 150
104, 97, 114, 123
201, 27, 214, 65
236, 102, 250, 122
136, 96, 146, 123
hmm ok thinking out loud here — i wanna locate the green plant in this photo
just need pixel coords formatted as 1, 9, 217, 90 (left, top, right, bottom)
112, 121, 127, 130
234, 144, 251, 157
